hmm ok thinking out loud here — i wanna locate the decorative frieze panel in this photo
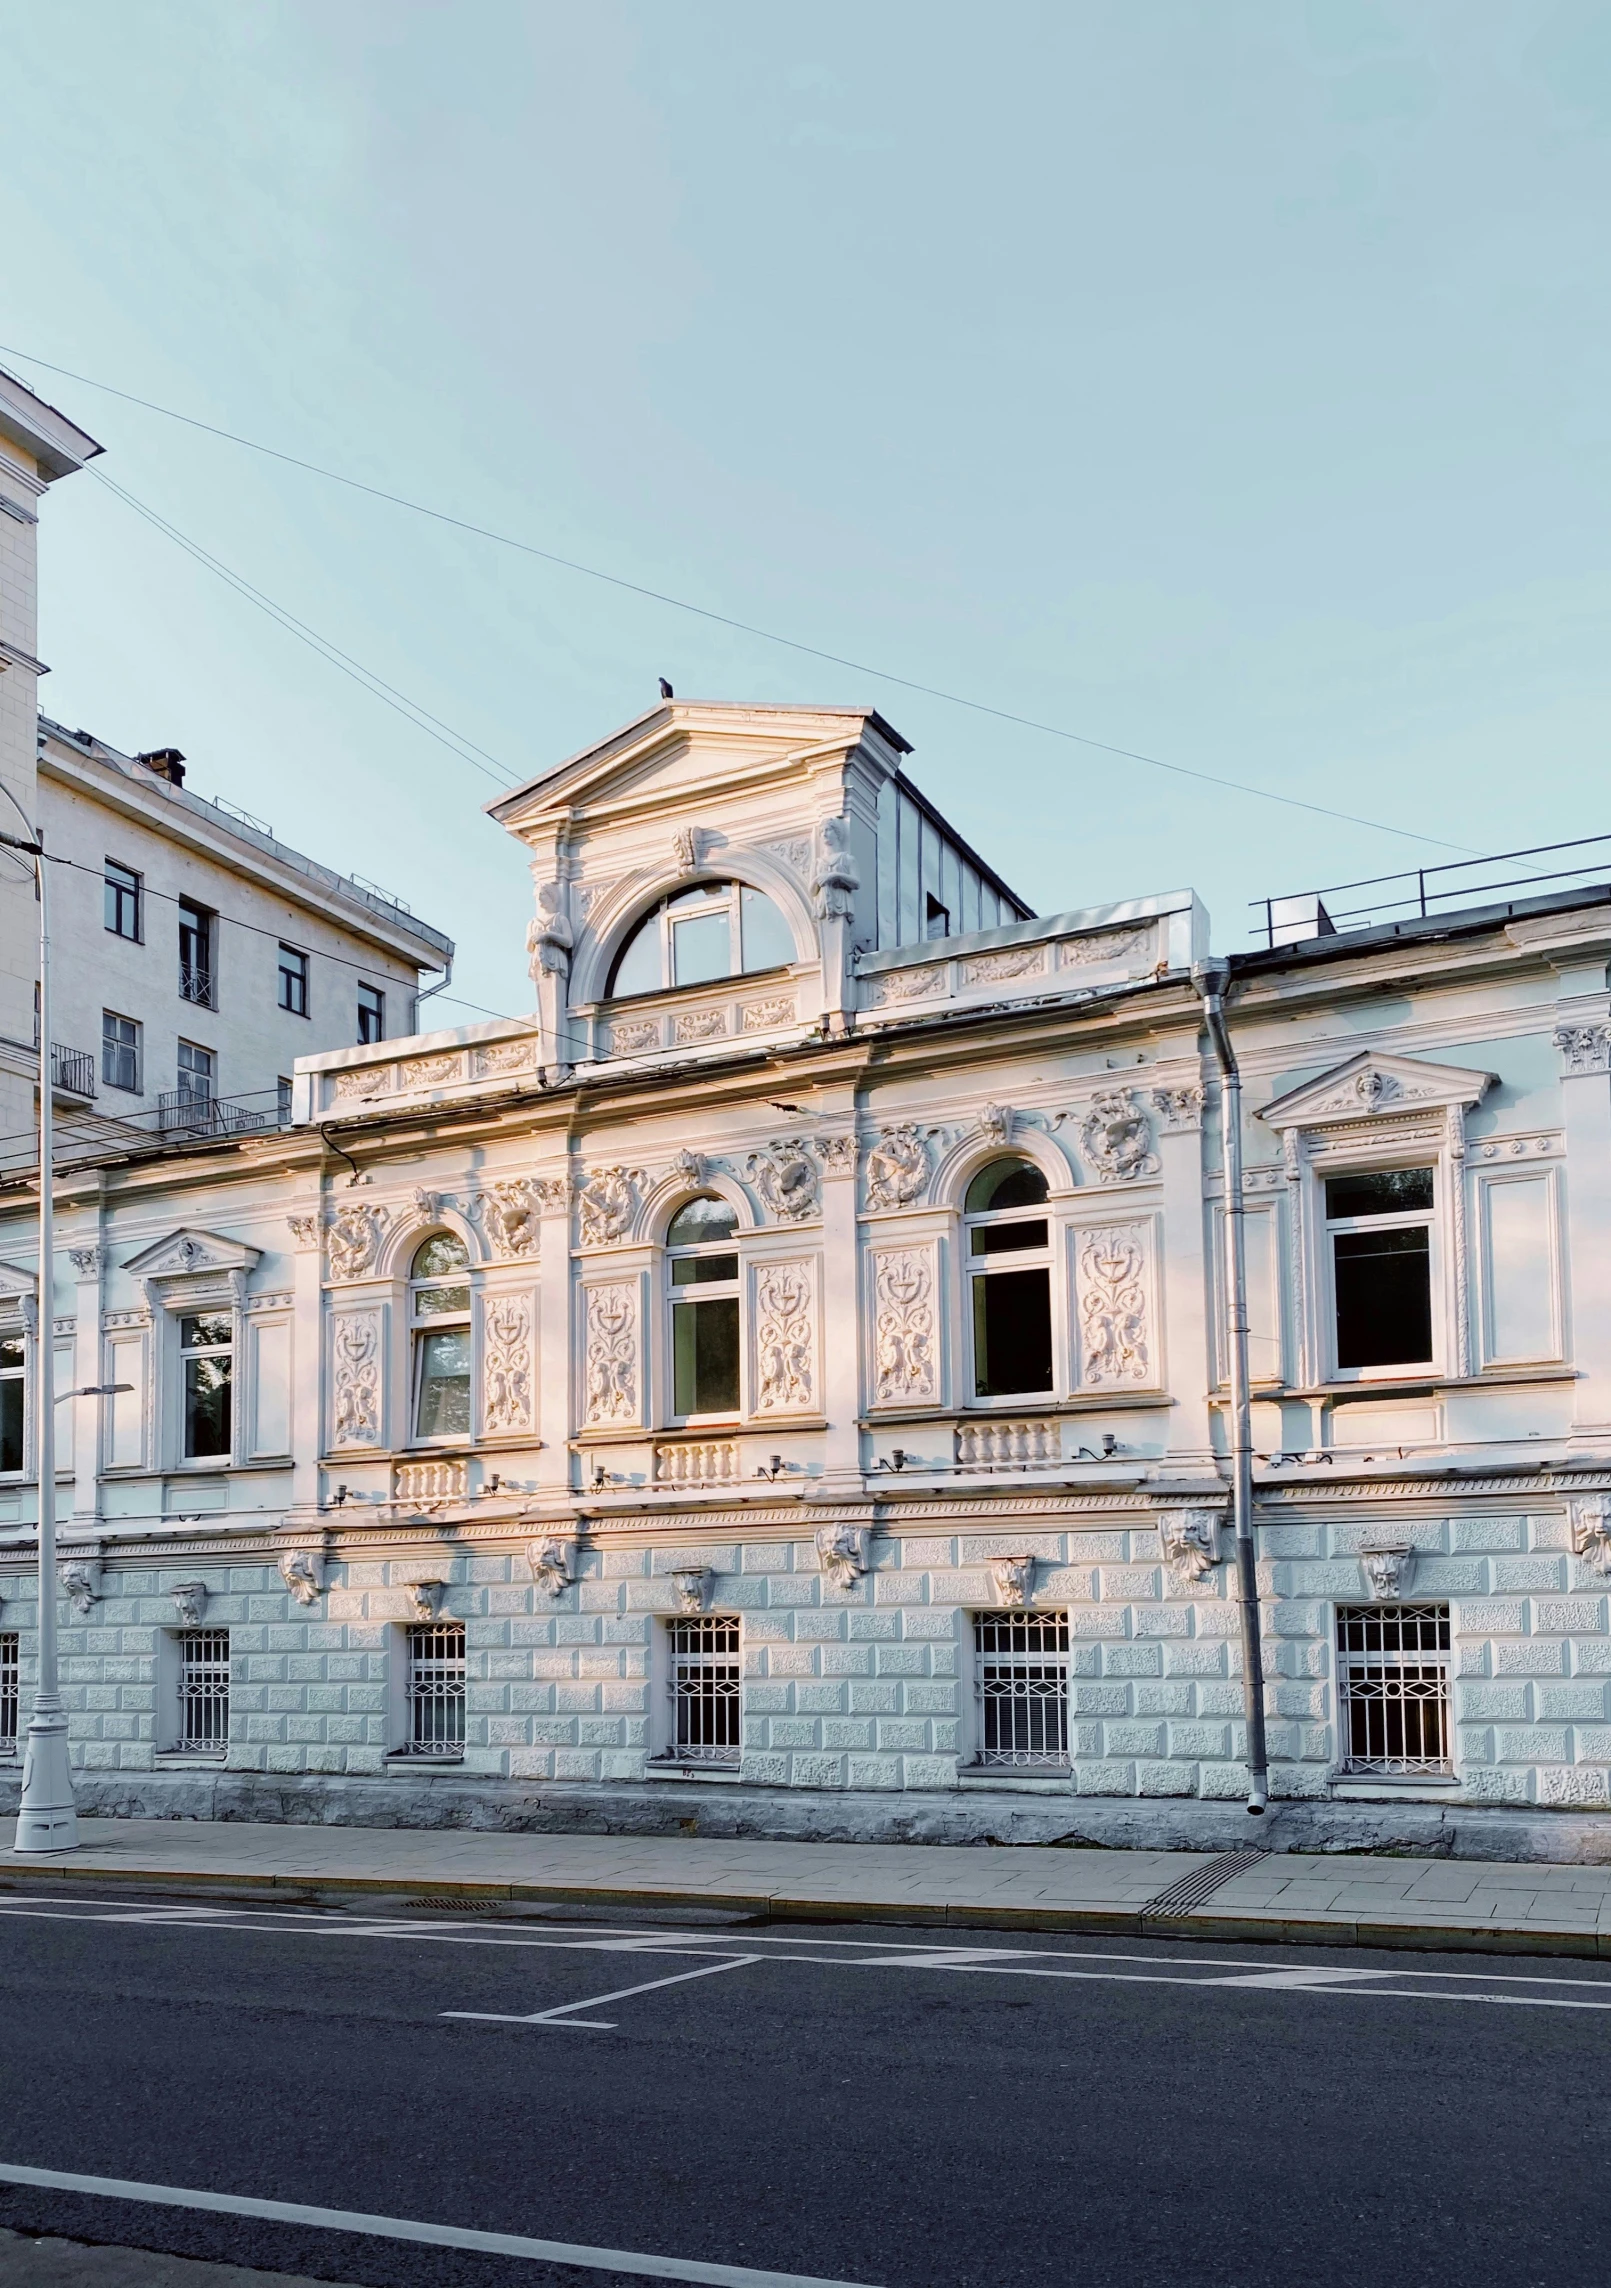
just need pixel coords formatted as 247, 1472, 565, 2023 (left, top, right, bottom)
477, 1181, 541, 1258
611, 1018, 662, 1056
1057, 924, 1154, 968
747, 1141, 820, 1223
583, 1282, 639, 1426
860, 964, 946, 1009
330, 1311, 383, 1449
752, 1260, 814, 1414
326, 1203, 388, 1282
1079, 1090, 1159, 1183
742, 994, 795, 1032
864, 1124, 933, 1211
578, 1167, 646, 1247
1076, 1224, 1153, 1388
959, 946, 1045, 988
674, 1008, 726, 1045
481, 1295, 534, 1436
871, 1246, 938, 1407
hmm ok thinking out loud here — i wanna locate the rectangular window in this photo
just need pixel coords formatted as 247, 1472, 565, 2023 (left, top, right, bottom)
276, 1076, 293, 1125
975, 1611, 1069, 1768
924, 890, 950, 940
0, 1333, 25, 1473
104, 859, 142, 941
664, 1617, 741, 1766
0, 1632, 17, 1755
670, 1256, 740, 1417
1326, 1167, 1434, 1371
356, 982, 385, 1044
1336, 1604, 1450, 1776
402, 1623, 466, 1758
176, 1629, 230, 1755
177, 1039, 215, 1103
178, 897, 215, 1006
277, 944, 309, 1017
101, 1011, 141, 1093
180, 1311, 232, 1460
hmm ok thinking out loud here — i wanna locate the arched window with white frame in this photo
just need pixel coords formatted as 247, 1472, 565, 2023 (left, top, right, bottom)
409, 1233, 472, 1440
607, 880, 795, 999
964, 1157, 1054, 1401
666, 1195, 741, 1421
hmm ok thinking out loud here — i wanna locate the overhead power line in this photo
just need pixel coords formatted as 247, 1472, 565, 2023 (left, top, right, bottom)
1, 341, 1469, 852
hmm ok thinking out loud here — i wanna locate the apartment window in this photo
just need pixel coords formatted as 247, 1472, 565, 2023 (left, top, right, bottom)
0, 1633, 17, 1757
276, 1076, 293, 1125
174, 1629, 230, 1755
104, 859, 142, 941
966, 1158, 1054, 1400
180, 1312, 232, 1460
402, 1623, 465, 1758
665, 1616, 741, 1766
277, 944, 309, 1017
177, 1039, 215, 1105
607, 880, 795, 997
667, 1195, 740, 1419
1326, 1168, 1434, 1371
0, 1335, 22, 1474
357, 983, 385, 1044
924, 891, 950, 940
410, 1235, 471, 1440
178, 897, 215, 1006
101, 1011, 140, 1094
974, 1611, 1069, 1768
1336, 1605, 1450, 1776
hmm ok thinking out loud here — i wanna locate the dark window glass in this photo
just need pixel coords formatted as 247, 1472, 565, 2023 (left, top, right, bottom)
177, 1040, 214, 1102
357, 983, 385, 1044
0, 1336, 24, 1473
276, 1076, 293, 1124
966, 1158, 1049, 1214
104, 861, 142, 941
180, 1312, 232, 1459
1326, 1168, 1434, 1219
739, 887, 794, 973
924, 892, 950, 940
972, 1266, 1053, 1397
101, 1011, 140, 1093
277, 945, 309, 1017
673, 1294, 740, 1415
178, 900, 215, 1007
415, 1329, 471, 1436
1334, 1228, 1432, 1368
607, 882, 793, 997
972, 1218, 1048, 1257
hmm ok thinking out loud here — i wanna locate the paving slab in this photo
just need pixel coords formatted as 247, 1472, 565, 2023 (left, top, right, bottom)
4, 1818, 1611, 1958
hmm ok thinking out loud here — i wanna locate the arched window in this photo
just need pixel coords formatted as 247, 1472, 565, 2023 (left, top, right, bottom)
410, 1233, 471, 1440
666, 1195, 740, 1419
608, 881, 795, 999
964, 1158, 1053, 1400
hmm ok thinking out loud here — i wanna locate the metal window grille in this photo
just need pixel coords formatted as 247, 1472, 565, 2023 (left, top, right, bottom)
0, 1632, 17, 1755
404, 1624, 466, 1758
667, 1617, 741, 1765
975, 1610, 1070, 1768
178, 1629, 230, 1755
1337, 1604, 1451, 1776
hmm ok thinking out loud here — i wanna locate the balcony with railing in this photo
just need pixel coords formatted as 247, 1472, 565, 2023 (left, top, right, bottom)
157, 1092, 271, 1139
48, 1044, 96, 1099
178, 963, 216, 1009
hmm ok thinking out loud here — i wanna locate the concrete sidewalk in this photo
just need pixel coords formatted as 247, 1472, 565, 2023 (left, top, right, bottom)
4, 1817, 1611, 1959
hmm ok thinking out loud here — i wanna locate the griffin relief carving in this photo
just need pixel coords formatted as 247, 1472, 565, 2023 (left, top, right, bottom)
1079, 1226, 1150, 1387
754, 1262, 813, 1413
578, 1167, 646, 1246
479, 1180, 540, 1258
864, 1124, 932, 1210
1079, 1090, 1159, 1183
325, 1202, 389, 1281
873, 1249, 936, 1404
747, 1141, 820, 1223
583, 1284, 638, 1425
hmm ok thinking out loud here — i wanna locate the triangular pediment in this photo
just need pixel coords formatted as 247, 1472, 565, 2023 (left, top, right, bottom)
122, 1228, 262, 1279
1259, 1050, 1496, 1129
0, 1259, 36, 1301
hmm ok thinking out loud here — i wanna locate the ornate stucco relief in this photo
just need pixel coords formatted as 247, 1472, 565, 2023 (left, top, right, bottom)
482, 1295, 534, 1435
583, 1282, 638, 1425
1077, 1224, 1151, 1387
330, 1312, 383, 1447
578, 1167, 646, 1247
753, 1260, 813, 1414
872, 1247, 937, 1405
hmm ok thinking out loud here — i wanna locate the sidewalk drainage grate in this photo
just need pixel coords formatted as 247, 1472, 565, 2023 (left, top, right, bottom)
1142, 1849, 1269, 1919
406, 1896, 501, 1914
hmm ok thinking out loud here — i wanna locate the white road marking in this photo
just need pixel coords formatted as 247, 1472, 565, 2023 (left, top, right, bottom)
0, 2160, 879, 2288
444, 1951, 762, 2030
3, 1894, 1611, 2012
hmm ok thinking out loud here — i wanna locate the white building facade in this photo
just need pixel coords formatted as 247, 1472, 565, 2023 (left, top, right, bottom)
1, 699, 1608, 1852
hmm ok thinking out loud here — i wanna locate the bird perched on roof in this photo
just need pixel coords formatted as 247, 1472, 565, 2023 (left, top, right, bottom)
659, 677, 674, 699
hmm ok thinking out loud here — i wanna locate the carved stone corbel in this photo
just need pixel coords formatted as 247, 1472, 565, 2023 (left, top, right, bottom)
278, 1548, 325, 1607
1359, 1544, 1414, 1600
815, 1524, 870, 1593
670, 1566, 711, 1615
1568, 1496, 1611, 1575
527, 1539, 573, 1598
59, 1559, 100, 1616
170, 1582, 208, 1626
990, 1555, 1035, 1607
405, 1580, 446, 1621
1158, 1510, 1223, 1585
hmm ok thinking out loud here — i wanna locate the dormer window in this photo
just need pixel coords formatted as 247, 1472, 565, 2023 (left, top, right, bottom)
608, 881, 794, 999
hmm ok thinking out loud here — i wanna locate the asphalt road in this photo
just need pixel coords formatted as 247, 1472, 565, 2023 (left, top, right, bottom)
0, 1887, 1606, 2288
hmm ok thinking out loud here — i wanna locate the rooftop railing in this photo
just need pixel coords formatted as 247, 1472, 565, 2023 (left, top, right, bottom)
1254, 831, 1611, 950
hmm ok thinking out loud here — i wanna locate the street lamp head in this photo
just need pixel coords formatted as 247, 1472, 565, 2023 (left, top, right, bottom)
59, 1383, 134, 1398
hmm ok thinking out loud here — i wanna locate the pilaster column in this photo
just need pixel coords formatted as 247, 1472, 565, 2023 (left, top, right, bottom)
1152, 1080, 1213, 1464
1553, 979, 1611, 1437
285, 1199, 325, 1516
67, 1240, 104, 1524
532, 1164, 575, 1499
815, 1126, 862, 1494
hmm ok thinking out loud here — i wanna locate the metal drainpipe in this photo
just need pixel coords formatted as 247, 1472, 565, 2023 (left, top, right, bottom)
1192, 957, 1269, 1814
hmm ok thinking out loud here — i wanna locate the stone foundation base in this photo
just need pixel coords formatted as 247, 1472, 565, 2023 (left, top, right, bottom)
1, 1767, 1608, 1862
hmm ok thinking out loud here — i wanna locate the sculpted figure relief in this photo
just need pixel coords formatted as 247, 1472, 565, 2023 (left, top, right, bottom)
864, 1123, 931, 1210
326, 1201, 389, 1281
810, 815, 859, 921
526, 880, 573, 983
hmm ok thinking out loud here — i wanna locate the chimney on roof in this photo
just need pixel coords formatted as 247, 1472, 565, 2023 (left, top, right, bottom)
136, 747, 186, 786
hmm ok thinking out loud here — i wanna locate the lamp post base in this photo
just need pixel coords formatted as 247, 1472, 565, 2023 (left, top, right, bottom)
13, 1717, 77, 1853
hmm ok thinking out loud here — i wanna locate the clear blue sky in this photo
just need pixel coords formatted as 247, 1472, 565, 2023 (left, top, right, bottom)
3, 2, 1609, 1021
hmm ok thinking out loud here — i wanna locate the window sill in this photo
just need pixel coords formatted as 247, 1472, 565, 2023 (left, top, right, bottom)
958, 1769, 1070, 1793
1239, 1368, 1579, 1403
385, 1753, 465, 1769
154, 1751, 228, 1766
1329, 1773, 1459, 1796
643, 1759, 742, 1784
860, 1394, 1173, 1428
